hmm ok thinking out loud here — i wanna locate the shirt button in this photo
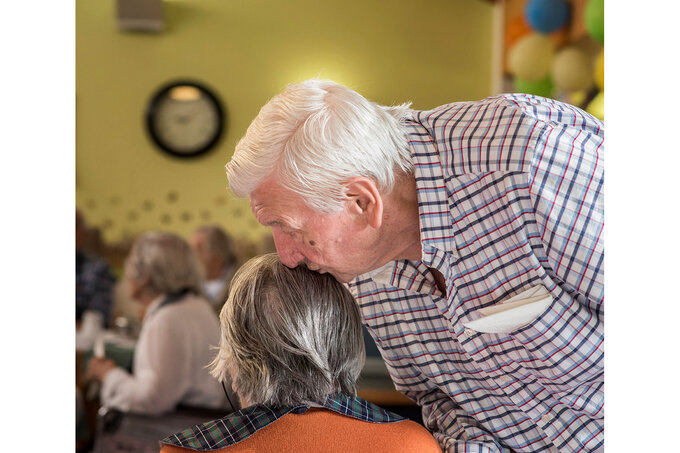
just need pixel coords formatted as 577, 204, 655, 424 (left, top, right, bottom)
541, 414, 551, 424
497, 375, 510, 384
464, 328, 475, 338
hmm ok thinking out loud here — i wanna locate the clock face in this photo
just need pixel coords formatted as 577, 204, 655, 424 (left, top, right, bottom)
146, 81, 225, 158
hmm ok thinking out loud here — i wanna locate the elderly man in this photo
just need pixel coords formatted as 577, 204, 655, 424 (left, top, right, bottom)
189, 225, 238, 309
160, 253, 441, 453
225, 79, 604, 452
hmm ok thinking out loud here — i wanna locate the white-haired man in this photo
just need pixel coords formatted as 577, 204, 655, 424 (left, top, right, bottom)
226, 79, 604, 453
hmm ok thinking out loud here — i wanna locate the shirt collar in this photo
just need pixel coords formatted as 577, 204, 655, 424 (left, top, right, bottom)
405, 117, 458, 266
143, 294, 166, 320
364, 261, 399, 287
350, 117, 457, 292
159, 393, 405, 451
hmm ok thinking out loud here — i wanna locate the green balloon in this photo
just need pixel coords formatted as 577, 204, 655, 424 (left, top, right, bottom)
585, 0, 604, 43
514, 75, 555, 98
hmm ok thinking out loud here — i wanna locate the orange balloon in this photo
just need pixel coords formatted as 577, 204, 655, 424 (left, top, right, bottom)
506, 15, 532, 48
507, 14, 568, 50
549, 27, 569, 48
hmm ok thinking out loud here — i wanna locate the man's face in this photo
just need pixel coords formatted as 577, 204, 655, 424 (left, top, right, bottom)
189, 233, 208, 268
250, 178, 377, 283
189, 233, 223, 280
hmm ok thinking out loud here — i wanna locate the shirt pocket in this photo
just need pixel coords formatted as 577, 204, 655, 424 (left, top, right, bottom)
504, 285, 604, 402
461, 285, 552, 334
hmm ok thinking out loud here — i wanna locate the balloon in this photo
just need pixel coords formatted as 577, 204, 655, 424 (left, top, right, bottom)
505, 15, 532, 48
525, 0, 570, 34
514, 75, 555, 98
568, 90, 588, 106
506, 14, 567, 49
508, 33, 555, 81
585, 0, 604, 43
552, 46, 593, 92
549, 26, 569, 48
586, 91, 604, 120
594, 48, 604, 90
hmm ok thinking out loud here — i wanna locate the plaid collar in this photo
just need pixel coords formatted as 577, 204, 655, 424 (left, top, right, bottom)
362, 117, 458, 294
405, 116, 458, 265
159, 393, 405, 451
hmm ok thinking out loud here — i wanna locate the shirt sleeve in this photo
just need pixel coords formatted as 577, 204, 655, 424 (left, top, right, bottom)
100, 314, 190, 415
406, 387, 507, 453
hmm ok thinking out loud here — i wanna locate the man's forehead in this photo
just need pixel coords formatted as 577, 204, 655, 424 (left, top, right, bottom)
249, 182, 310, 228
250, 176, 279, 201
250, 177, 303, 206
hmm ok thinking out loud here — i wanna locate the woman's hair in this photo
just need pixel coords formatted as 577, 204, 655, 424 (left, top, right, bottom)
192, 224, 238, 267
210, 253, 365, 406
125, 231, 204, 295
225, 79, 413, 213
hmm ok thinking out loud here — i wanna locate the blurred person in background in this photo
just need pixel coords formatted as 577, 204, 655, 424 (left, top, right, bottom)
189, 225, 238, 311
86, 231, 237, 415
225, 79, 604, 452
160, 253, 440, 453
76, 209, 115, 330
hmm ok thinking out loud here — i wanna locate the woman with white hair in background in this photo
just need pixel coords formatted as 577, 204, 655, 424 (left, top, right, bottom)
86, 231, 237, 415
159, 253, 440, 453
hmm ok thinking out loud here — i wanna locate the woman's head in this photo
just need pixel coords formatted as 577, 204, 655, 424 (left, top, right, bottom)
124, 231, 204, 298
211, 253, 365, 407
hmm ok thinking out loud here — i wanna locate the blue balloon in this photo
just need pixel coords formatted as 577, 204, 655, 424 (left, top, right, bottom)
525, 0, 570, 34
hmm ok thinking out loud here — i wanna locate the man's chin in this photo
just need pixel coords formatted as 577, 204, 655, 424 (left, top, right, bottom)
328, 272, 355, 284
308, 267, 356, 283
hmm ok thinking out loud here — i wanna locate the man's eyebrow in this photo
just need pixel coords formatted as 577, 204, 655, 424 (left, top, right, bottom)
266, 220, 301, 232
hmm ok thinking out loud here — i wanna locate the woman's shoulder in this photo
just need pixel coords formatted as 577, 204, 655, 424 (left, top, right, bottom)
268, 408, 441, 452
160, 400, 441, 453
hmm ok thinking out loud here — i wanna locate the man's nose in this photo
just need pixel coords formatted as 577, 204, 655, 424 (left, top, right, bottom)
272, 230, 304, 268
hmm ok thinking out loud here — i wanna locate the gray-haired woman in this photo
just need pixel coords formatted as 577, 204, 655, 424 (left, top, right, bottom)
160, 253, 440, 453
86, 231, 237, 415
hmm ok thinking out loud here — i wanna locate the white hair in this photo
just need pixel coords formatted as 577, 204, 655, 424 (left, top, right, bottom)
210, 253, 365, 406
225, 79, 413, 213
125, 231, 204, 295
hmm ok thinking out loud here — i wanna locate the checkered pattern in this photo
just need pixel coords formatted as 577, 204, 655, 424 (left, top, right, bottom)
349, 94, 604, 453
159, 393, 405, 450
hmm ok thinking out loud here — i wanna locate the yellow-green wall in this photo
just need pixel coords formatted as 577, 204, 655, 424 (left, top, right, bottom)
76, 0, 495, 243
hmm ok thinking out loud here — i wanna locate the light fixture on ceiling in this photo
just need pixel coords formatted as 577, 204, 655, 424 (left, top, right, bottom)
117, 0, 164, 32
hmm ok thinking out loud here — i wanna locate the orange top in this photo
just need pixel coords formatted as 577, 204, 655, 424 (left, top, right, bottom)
160, 408, 441, 453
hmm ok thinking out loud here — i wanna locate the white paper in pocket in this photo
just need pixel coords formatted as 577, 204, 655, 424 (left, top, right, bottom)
462, 285, 552, 334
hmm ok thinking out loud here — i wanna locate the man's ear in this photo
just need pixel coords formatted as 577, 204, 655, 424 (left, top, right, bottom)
343, 177, 383, 229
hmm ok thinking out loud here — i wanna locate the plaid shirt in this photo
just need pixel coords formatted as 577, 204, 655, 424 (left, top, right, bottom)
349, 94, 604, 453
159, 393, 404, 451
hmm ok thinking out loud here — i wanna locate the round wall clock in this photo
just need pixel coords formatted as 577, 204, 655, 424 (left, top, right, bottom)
145, 80, 226, 158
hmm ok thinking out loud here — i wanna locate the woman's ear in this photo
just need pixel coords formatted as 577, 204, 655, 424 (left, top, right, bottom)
229, 366, 238, 393
343, 177, 383, 229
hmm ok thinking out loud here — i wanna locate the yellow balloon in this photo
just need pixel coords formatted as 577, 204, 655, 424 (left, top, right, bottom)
552, 46, 593, 92
508, 33, 555, 81
569, 90, 588, 106
586, 91, 604, 121
594, 49, 604, 91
